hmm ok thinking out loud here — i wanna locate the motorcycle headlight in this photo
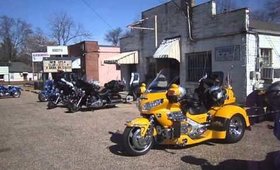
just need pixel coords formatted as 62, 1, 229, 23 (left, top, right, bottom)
143, 99, 163, 111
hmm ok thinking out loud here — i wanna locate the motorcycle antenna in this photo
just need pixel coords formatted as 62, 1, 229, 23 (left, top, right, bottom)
226, 65, 234, 87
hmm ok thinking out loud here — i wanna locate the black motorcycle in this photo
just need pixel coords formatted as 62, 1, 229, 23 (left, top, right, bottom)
67, 80, 125, 113
47, 78, 76, 109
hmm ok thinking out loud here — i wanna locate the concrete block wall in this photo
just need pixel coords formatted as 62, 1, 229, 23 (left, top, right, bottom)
245, 34, 258, 97
119, 0, 190, 82
180, 1, 249, 102
120, 29, 140, 52
141, 0, 188, 58
182, 34, 248, 102
192, 1, 248, 40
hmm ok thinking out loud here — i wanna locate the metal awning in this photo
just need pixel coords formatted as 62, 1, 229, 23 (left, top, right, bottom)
153, 38, 180, 62
72, 58, 81, 69
104, 51, 138, 65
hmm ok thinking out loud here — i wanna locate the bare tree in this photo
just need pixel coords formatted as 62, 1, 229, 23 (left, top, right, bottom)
49, 12, 91, 45
104, 27, 123, 46
25, 28, 56, 52
251, 0, 280, 23
0, 16, 32, 62
17, 28, 56, 65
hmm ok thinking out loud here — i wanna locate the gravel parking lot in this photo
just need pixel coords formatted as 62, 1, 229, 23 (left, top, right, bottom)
0, 91, 279, 170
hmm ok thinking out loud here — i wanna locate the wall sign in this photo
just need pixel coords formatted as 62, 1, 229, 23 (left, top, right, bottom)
43, 60, 72, 73
47, 46, 68, 55
32, 52, 50, 62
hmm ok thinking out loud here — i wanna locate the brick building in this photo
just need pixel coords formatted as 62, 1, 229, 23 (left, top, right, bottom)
68, 41, 121, 86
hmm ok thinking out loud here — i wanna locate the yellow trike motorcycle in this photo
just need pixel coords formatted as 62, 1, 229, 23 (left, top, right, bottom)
123, 69, 250, 156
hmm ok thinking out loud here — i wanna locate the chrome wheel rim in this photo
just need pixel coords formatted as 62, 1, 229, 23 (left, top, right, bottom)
40, 94, 47, 101
127, 128, 152, 153
13, 91, 20, 97
229, 117, 243, 137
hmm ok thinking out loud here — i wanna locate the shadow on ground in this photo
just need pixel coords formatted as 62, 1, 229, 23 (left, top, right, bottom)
107, 131, 218, 156
181, 150, 280, 170
108, 131, 128, 156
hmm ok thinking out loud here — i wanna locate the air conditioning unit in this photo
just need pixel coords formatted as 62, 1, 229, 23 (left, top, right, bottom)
261, 67, 274, 79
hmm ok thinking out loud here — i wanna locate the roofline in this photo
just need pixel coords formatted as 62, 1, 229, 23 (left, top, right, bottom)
249, 28, 280, 36
99, 45, 120, 48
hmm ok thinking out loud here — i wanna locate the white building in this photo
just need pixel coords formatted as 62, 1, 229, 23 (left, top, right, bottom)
0, 62, 37, 82
120, 0, 280, 103
0, 65, 9, 82
9, 62, 36, 81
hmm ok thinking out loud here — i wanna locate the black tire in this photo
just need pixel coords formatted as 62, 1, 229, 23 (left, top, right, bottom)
47, 100, 57, 109
68, 103, 80, 113
38, 93, 47, 102
12, 91, 21, 98
125, 95, 134, 103
123, 127, 154, 156
225, 114, 245, 143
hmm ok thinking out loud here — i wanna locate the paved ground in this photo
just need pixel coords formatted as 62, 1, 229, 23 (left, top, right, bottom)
0, 91, 279, 170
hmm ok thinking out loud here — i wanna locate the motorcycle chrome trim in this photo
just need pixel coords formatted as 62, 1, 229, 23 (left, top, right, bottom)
167, 111, 186, 121
228, 116, 244, 137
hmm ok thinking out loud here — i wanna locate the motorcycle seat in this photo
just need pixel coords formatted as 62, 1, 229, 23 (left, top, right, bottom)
181, 97, 208, 115
189, 104, 208, 114
99, 90, 109, 96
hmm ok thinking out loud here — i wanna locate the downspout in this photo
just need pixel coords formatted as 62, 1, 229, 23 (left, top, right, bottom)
171, 0, 194, 41
248, 31, 260, 72
255, 32, 260, 72
185, 1, 194, 41
247, 30, 261, 90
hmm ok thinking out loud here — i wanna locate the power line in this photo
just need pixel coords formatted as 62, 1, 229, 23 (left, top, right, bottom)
79, 0, 113, 29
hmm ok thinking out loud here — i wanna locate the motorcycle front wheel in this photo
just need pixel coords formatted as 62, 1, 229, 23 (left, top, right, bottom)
68, 103, 81, 113
38, 93, 47, 102
123, 127, 154, 156
12, 91, 21, 98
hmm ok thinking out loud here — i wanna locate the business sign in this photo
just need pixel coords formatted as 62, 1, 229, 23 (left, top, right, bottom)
47, 46, 68, 55
32, 52, 50, 62
43, 60, 72, 73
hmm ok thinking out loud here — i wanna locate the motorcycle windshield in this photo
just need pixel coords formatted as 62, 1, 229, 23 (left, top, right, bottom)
147, 68, 179, 92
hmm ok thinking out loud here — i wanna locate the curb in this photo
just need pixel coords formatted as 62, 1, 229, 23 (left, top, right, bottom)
24, 89, 40, 94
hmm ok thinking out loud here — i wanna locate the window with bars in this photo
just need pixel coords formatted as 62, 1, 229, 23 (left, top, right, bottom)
260, 48, 272, 67
186, 51, 212, 82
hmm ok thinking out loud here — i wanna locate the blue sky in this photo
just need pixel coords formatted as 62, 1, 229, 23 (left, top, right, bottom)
0, 0, 264, 45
